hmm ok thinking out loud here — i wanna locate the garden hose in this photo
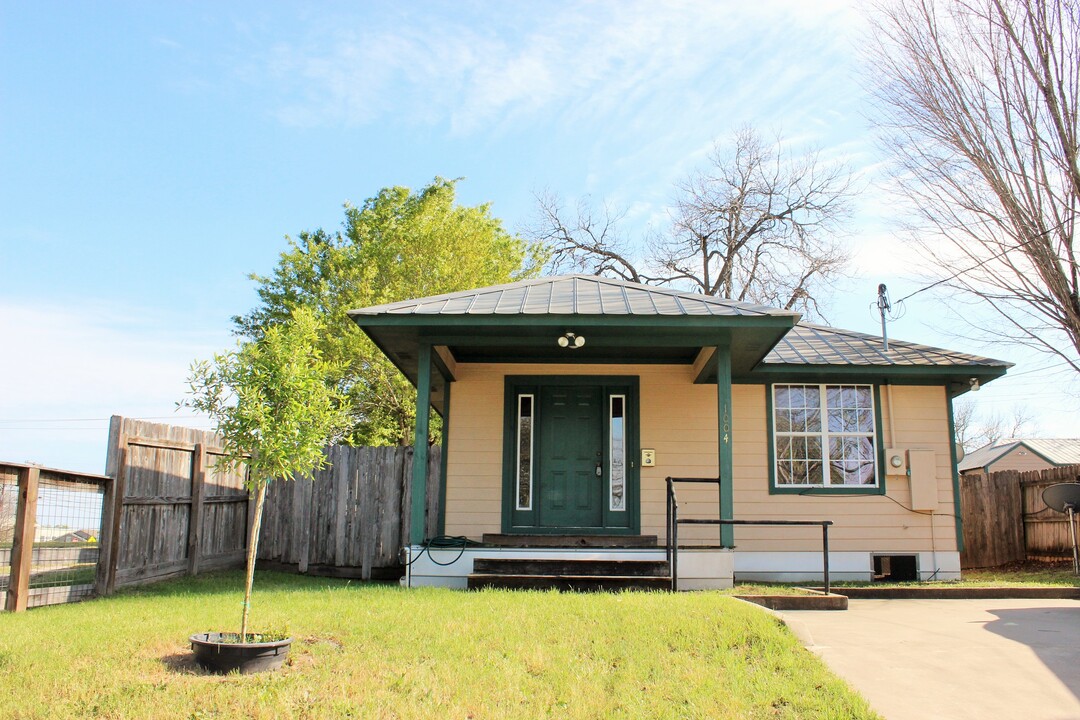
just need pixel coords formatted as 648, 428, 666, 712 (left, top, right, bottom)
402, 535, 477, 567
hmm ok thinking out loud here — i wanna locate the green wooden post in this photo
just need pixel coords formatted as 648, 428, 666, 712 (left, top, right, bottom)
410, 343, 432, 546
715, 343, 735, 547
947, 393, 964, 552
437, 380, 451, 537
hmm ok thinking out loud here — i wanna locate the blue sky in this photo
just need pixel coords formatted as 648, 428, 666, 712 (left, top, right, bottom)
1, 0, 1074, 473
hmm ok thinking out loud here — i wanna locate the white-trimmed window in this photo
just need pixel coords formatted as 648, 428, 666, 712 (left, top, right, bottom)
773, 384, 878, 487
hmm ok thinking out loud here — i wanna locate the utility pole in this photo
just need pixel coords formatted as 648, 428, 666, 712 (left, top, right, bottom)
877, 284, 891, 352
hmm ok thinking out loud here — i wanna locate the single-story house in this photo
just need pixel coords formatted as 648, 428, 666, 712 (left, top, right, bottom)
53, 529, 97, 543
349, 275, 1010, 589
958, 438, 1080, 476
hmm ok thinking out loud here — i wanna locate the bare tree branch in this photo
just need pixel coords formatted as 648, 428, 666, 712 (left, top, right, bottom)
866, 0, 1080, 373
953, 397, 1038, 451
528, 191, 646, 283
527, 127, 854, 319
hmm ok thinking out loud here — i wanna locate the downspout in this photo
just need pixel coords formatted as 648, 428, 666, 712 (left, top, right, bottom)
885, 382, 896, 448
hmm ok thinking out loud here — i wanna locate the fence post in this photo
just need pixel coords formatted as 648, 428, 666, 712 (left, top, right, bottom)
5, 466, 40, 612
188, 443, 207, 576
94, 474, 115, 597
104, 447, 128, 595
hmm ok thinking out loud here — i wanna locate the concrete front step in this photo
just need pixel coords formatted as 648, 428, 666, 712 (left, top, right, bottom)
481, 534, 659, 548
468, 573, 672, 592
473, 558, 669, 577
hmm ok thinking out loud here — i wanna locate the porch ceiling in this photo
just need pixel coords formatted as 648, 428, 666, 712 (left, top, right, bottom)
350, 275, 801, 388
361, 317, 793, 387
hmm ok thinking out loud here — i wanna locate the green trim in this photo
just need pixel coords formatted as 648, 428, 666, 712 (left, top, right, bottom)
461, 354, 691, 365
437, 380, 450, 537
355, 314, 796, 330
742, 365, 1009, 381
421, 332, 730, 348
410, 344, 432, 545
500, 375, 641, 535
766, 382, 887, 496
363, 331, 450, 421
714, 344, 735, 547
947, 395, 964, 552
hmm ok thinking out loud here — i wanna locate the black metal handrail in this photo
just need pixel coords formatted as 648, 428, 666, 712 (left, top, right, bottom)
665, 476, 834, 593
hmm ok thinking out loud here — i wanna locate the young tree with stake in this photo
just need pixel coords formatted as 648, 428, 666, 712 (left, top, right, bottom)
182, 308, 349, 641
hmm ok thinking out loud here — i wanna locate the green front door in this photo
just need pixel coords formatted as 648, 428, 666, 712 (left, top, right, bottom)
538, 385, 604, 528
504, 377, 639, 534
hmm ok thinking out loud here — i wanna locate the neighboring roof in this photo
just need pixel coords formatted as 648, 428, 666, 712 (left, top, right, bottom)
958, 438, 1080, 472
350, 274, 799, 319
765, 323, 1010, 369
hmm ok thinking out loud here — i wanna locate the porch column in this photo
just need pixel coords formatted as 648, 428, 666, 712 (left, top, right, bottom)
410, 343, 432, 546
714, 342, 734, 547
437, 380, 451, 537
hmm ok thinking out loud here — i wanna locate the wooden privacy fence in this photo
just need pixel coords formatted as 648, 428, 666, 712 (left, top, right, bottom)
258, 444, 441, 580
1021, 466, 1080, 560
1, 462, 109, 611
960, 464, 1080, 568
102, 416, 250, 591
103, 416, 442, 590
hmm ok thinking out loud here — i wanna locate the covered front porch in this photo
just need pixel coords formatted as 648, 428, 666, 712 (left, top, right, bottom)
349, 275, 799, 590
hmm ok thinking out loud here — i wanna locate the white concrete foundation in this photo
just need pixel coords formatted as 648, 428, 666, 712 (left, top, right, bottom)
401, 545, 960, 589
733, 551, 961, 583
402, 546, 734, 590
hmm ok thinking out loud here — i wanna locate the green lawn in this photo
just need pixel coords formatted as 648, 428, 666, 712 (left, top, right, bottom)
960, 561, 1080, 586
0, 571, 879, 719
830, 560, 1080, 589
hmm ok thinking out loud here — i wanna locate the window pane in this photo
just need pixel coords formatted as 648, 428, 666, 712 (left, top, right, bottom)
775, 385, 821, 432
828, 436, 876, 485
517, 395, 534, 510
805, 437, 823, 485
610, 395, 626, 511
776, 436, 793, 461
827, 386, 874, 432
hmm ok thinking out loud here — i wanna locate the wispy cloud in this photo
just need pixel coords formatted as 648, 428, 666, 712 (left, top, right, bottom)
257, 0, 863, 138
0, 300, 226, 471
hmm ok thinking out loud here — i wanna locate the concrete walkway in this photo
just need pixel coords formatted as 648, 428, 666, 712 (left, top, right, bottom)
781, 599, 1080, 720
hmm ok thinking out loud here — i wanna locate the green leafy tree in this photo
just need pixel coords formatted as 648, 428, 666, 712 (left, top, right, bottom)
235, 177, 543, 445
182, 308, 349, 640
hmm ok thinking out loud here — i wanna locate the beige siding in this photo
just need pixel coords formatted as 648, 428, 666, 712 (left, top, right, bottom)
986, 446, 1055, 474
444, 363, 957, 553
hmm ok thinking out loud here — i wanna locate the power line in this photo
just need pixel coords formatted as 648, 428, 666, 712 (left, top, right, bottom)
0, 415, 208, 423
893, 220, 1071, 305
1003, 361, 1078, 378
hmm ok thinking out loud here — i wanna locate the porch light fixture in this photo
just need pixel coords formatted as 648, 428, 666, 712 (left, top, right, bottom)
558, 332, 585, 349
969, 377, 980, 392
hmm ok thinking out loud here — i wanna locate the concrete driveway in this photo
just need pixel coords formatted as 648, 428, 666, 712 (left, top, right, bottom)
781, 599, 1080, 720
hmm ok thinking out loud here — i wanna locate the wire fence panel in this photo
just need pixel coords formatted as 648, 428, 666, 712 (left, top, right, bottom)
0, 467, 18, 597
27, 475, 105, 608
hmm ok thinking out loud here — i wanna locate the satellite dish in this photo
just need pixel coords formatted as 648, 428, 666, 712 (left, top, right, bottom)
954, 443, 966, 463
1041, 483, 1080, 576
1042, 483, 1080, 513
